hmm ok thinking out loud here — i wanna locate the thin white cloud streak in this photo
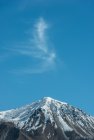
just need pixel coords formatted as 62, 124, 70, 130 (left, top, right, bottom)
12, 17, 56, 74
34, 18, 48, 53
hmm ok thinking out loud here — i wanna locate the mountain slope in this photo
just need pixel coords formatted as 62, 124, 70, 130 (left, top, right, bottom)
0, 97, 94, 140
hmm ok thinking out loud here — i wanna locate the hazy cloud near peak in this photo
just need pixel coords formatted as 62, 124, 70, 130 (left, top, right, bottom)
11, 17, 57, 74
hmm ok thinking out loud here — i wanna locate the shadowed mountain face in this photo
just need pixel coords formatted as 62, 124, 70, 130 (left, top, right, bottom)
0, 97, 94, 140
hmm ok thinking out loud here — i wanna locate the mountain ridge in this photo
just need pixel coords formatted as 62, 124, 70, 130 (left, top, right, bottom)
0, 97, 94, 140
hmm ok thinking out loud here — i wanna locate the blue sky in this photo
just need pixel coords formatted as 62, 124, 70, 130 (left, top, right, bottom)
0, 0, 94, 115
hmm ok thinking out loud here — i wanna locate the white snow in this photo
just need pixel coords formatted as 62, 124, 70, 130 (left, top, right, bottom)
58, 115, 73, 131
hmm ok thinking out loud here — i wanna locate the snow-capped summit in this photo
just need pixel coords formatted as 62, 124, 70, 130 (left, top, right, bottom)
42, 96, 67, 104
0, 97, 94, 140
42, 96, 53, 101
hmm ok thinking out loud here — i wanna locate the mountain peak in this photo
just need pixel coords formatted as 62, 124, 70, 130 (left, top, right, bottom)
42, 96, 67, 105
42, 97, 53, 104
42, 97, 53, 101
0, 97, 94, 140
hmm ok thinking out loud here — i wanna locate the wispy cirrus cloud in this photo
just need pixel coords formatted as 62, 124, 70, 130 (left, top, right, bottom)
12, 17, 57, 74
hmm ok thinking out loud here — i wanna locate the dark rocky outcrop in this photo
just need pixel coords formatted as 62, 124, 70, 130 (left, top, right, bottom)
0, 121, 94, 140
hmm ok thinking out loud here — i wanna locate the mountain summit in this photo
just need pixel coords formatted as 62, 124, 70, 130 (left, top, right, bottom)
0, 97, 94, 140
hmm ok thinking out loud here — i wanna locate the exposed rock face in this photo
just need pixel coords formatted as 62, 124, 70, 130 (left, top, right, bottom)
0, 97, 94, 140
0, 122, 33, 140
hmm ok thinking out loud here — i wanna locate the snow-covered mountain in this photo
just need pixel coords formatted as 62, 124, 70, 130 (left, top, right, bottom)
0, 97, 94, 140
